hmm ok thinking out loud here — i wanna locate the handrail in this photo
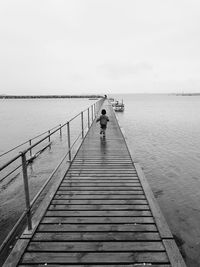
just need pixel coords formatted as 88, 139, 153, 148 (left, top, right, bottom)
0, 154, 21, 172
0, 100, 99, 159
0, 124, 61, 158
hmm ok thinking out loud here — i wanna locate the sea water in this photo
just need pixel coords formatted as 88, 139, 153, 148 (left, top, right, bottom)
113, 94, 200, 267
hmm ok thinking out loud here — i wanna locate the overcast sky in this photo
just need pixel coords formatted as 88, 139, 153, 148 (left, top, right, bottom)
0, 0, 200, 95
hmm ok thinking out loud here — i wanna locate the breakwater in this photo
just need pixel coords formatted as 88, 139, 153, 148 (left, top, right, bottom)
0, 95, 103, 99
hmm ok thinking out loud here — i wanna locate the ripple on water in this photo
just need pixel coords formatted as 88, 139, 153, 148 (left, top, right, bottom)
115, 93, 200, 266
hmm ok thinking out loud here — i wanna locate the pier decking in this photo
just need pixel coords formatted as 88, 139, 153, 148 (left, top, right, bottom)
4, 100, 186, 266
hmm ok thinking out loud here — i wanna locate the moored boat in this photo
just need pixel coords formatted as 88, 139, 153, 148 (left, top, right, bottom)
113, 100, 124, 112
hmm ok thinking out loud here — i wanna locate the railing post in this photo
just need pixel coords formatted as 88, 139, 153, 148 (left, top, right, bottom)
91, 105, 93, 121
94, 103, 96, 117
67, 122, 71, 162
29, 140, 32, 157
20, 152, 32, 230
81, 112, 84, 138
95, 102, 97, 115
97, 101, 99, 113
48, 130, 51, 142
88, 108, 90, 129
59, 124, 62, 136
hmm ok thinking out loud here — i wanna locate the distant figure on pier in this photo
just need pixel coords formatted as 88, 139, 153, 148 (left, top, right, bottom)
96, 109, 109, 138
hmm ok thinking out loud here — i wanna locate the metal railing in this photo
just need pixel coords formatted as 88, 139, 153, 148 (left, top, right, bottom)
0, 124, 61, 159
0, 97, 104, 258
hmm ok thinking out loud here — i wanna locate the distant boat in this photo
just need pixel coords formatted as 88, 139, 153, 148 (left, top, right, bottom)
113, 100, 124, 112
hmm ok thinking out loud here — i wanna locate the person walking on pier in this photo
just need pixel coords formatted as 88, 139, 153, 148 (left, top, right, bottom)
96, 109, 109, 137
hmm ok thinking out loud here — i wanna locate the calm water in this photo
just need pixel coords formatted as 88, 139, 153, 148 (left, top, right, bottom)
1, 95, 200, 266
113, 94, 200, 267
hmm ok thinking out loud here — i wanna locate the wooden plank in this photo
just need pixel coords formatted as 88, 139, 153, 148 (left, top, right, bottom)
64, 177, 139, 180
72, 164, 133, 166
61, 182, 141, 186
61, 182, 141, 187
70, 168, 135, 170
163, 239, 187, 267
63, 178, 139, 181
32, 232, 161, 241
75, 159, 132, 162
62, 182, 141, 185
38, 223, 157, 232
48, 204, 150, 210
72, 159, 133, 161
73, 160, 133, 163
56, 190, 145, 195
21, 251, 169, 264
27, 241, 165, 252
63, 179, 139, 183
51, 199, 148, 205
2, 239, 29, 267
68, 169, 136, 172
66, 174, 137, 177
135, 163, 173, 239
18, 264, 171, 267
73, 158, 132, 160
42, 216, 155, 224
71, 165, 134, 168
79, 151, 128, 153
75, 156, 131, 158
45, 210, 152, 217
71, 162, 134, 165
59, 186, 143, 191
55, 193, 146, 198
75, 155, 131, 158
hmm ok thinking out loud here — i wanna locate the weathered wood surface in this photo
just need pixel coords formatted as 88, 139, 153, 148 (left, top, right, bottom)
21, 252, 169, 263
4, 100, 186, 266
27, 241, 165, 251
18, 265, 171, 267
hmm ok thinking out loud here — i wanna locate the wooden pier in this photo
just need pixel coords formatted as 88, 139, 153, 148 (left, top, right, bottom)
4, 100, 186, 266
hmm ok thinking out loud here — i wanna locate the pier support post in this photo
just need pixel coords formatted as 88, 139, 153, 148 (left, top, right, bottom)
20, 152, 32, 230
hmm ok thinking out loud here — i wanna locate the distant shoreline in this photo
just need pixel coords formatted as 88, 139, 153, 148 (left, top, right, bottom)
175, 93, 200, 96
0, 95, 103, 99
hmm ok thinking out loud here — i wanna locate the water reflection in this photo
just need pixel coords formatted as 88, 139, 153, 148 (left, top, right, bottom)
100, 136, 107, 157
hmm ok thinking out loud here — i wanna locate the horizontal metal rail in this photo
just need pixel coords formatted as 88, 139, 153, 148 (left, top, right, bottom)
0, 143, 51, 183
0, 124, 60, 158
